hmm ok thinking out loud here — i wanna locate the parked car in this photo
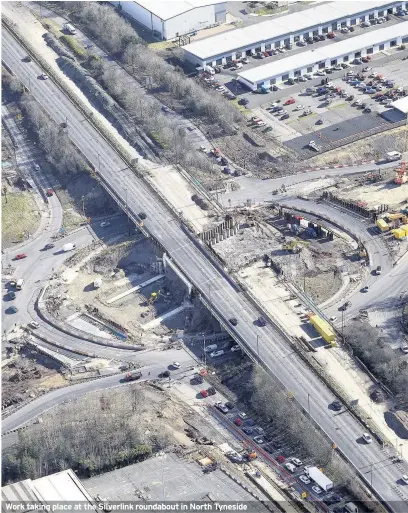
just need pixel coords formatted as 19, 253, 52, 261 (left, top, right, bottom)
100, 221, 111, 227
299, 474, 311, 484
13, 254, 27, 260
319, 34, 326, 40
327, 32, 336, 38
159, 370, 170, 378
332, 400, 342, 411
210, 350, 224, 358
238, 98, 249, 105
8, 291, 16, 300
238, 411, 248, 419
43, 243, 55, 250
242, 426, 253, 435
292, 458, 303, 466
284, 98, 295, 106
229, 317, 238, 326
312, 486, 323, 495
138, 212, 147, 220
201, 389, 209, 398
207, 387, 216, 396
234, 417, 243, 426
363, 433, 373, 444
40, 73, 49, 80
285, 463, 296, 473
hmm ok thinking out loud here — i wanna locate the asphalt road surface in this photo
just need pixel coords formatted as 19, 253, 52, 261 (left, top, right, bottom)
2, 349, 195, 432
3, 29, 408, 509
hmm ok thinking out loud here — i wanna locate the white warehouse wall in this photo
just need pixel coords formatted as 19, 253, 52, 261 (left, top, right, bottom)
109, 1, 226, 40
165, 4, 223, 40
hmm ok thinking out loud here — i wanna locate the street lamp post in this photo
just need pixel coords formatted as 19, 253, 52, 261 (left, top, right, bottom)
256, 334, 260, 359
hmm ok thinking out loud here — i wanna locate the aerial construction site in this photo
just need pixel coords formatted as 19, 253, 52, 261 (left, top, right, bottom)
2, 1, 408, 512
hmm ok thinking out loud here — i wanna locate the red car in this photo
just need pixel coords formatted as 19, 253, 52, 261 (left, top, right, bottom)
46, 188, 53, 197
284, 98, 295, 105
14, 254, 27, 260
234, 417, 243, 426
201, 389, 209, 398
327, 32, 336, 38
277, 455, 285, 463
263, 51, 269, 57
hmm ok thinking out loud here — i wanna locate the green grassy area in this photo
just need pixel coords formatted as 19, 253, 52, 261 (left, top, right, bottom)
41, 18, 61, 37
231, 98, 248, 113
328, 102, 347, 110
2, 191, 40, 248
60, 35, 86, 59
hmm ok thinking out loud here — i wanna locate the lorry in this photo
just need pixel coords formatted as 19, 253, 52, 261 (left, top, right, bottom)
306, 466, 334, 491
62, 243, 76, 252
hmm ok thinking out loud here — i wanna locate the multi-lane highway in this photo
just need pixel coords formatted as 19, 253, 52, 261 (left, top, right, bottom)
3, 28, 408, 509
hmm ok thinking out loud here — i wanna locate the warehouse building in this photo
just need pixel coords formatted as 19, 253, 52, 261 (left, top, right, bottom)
391, 96, 408, 117
110, 1, 226, 40
183, 1, 406, 67
237, 21, 408, 90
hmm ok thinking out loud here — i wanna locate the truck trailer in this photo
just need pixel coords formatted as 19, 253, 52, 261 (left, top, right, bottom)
307, 466, 333, 491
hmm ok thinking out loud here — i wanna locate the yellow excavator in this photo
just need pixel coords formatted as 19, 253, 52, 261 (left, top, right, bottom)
283, 240, 310, 253
148, 290, 161, 303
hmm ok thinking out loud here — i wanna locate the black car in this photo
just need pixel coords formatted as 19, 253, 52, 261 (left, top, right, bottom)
332, 400, 342, 411
349, 26, 355, 32
190, 375, 204, 385
159, 370, 171, 378
23, 55, 32, 62
316, 119, 324, 125
220, 157, 228, 166
313, 35, 320, 42
280, 113, 289, 120
229, 317, 238, 326
207, 387, 216, 396
287, 78, 295, 85
238, 98, 249, 105
43, 243, 55, 250
258, 316, 266, 327
319, 34, 326, 40
138, 212, 147, 220
225, 401, 234, 410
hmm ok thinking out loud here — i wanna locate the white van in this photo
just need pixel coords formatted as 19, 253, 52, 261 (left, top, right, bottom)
386, 151, 401, 162
204, 344, 218, 353
204, 65, 215, 75
16, 279, 24, 290
64, 23, 76, 35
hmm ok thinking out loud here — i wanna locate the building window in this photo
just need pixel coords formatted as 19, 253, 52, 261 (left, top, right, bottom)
236, 52, 242, 59
331, 59, 337, 66
379, 43, 385, 50
270, 78, 276, 84
343, 55, 349, 62
255, 46, 261, 52
319, 62, 325, 69
265, 44, 271, 50
294, 70, 301, 76
378, 10, 384, 16
216, 58, 222, 65
403, 36, 408, 43
355, 51, 361, 57
351, 18, 356, 25
284, 38, 290, 46
322, 27, 329, 33
307, 66, 313, 72
390, 39, 397, 47
369, 13, 374, 19
282, 73, 289, 81
366, 47, 373, 54
313, 30, 318, 36
257, 82, 263, 89
226, 56, 233, 62
275, 41, 280, 48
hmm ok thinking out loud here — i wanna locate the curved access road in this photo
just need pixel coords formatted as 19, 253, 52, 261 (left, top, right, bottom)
4, 30, 408, 510
2, 348, 195, 433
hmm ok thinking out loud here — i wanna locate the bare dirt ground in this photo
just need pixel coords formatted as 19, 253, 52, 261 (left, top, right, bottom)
53, 239, 187, 341
307, 125, 408, 167
147, 165, 214, 233
213, 217, 357, 303
2, 345, 67, 409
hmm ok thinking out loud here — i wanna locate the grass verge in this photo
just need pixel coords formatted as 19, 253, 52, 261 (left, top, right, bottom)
2, 191, 40, 248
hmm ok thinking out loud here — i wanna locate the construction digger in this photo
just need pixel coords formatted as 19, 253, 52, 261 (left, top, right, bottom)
148, 290, 161, 304
242, 439, 257, 461
283, 240, 310, 253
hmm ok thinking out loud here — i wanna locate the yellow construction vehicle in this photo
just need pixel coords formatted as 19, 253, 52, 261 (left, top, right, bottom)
386, 213, 408, 223
148, 290, 161, 303
283, 240, 310, 253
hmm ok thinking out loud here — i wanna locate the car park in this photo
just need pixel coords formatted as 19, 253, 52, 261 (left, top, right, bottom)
299, 475, 311, 485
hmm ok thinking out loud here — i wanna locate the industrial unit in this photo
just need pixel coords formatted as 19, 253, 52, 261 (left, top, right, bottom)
109, 0, 226, 40
238, 21, 408, 90
183, 1, 406, 67
391, 95, 408, 117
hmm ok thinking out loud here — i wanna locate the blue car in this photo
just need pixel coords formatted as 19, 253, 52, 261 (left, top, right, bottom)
365, 88, 376, 94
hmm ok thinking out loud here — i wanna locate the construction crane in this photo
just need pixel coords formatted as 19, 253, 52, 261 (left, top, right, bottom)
283, 240, 310, 253
394, 161, 407, 185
